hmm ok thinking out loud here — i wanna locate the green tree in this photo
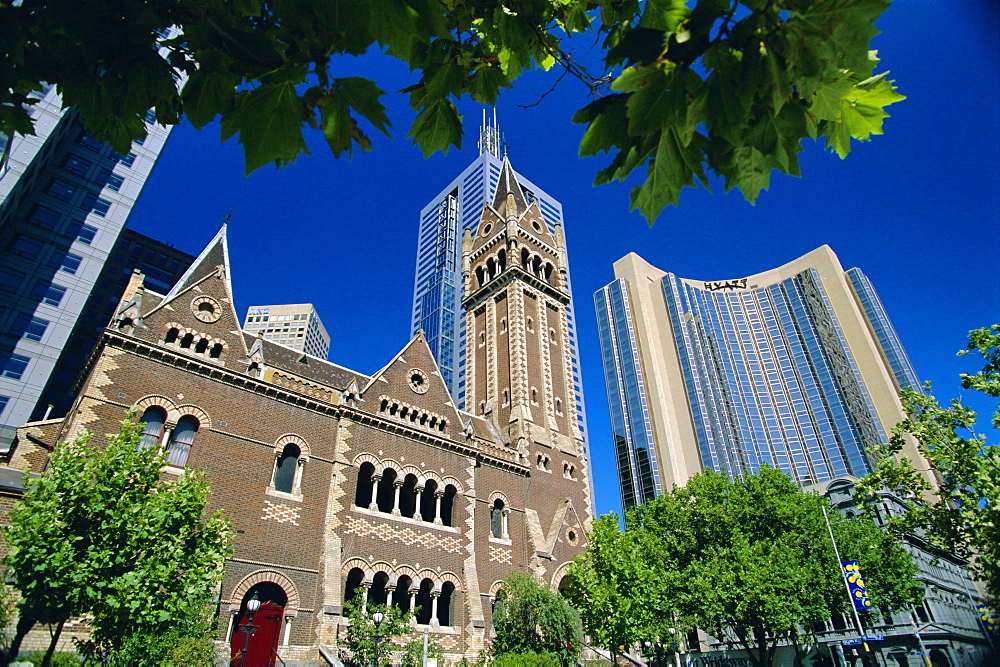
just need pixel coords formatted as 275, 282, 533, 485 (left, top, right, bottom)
567, 467, 921, 667
341, 599, 415, 667
491, 571, 582, 666
0, 0, 901, 222
3, 412, 231, 665
856, 324, 1000, 598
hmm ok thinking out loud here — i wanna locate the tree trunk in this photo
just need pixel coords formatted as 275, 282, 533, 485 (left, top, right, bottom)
6, 612, 36, 663
41, 619, 65, 667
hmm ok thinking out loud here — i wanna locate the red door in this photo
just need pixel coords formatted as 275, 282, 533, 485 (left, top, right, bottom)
230, 601, 284, 667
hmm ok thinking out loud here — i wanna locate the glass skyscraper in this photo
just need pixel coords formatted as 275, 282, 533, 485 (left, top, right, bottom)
0, 72, 174, 450
595, 247, 925, 510
411, 113, 590, 448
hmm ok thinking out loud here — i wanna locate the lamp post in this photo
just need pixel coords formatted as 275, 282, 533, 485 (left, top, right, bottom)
237, 592, 262, 667
371, 610, 385, 667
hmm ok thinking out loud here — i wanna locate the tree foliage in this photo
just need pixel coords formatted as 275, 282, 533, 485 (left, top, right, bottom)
491, 571, 582, 666
566, 467, 921, 667
856, 324, 1000, 598
0, 0, 901, 222
342, 599, 415, 667
3, 412, 232, 662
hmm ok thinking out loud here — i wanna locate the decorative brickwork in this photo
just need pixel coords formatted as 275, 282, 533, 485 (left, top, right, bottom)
262, 500, 301, 525
343, 515, 463, 553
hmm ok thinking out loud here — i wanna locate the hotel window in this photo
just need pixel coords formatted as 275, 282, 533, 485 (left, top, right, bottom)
1, 353, 30, 380
61, 154, 92, 176
29, 206, 61, 230
49, 250, 83, 275
105, 173, 125, 192
117, 152, 137, 168
46, 179, 76, 202
12, 313, 49, 342
76, 224, 98, 245
0, 267, 25, 293
9, 235, 44, 260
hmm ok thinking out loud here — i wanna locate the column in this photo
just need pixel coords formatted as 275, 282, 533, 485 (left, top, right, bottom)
225, 610, 238, 639
409, 588, 418, 626
430, 592, 441, 628
392, 480, 403, 516
282, 616, 292, 646
433, 491, 443, 525
369, 474, 381, 511
162, 424, 175, 451
415, 486, 424, 521
293, 457, 305, 494
501, 508, 510, 539
360, 582, 372, 614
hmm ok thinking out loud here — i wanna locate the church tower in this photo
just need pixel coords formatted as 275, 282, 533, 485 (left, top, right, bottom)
462, 157, 583, 463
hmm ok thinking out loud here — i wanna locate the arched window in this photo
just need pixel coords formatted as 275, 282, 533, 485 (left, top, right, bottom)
393, 576, 413, 612
273, 444, 300, 494
345, 568, 365, 606
438, 582, 454, 626
368, 572, 389, 607
166, 415, 198, 466
491, 499, 505, 538
179, 332, 194, 349
210, 343, 224, 359
164, 328, 179, 344
138, 406, 166, 451
399, 474, 418, 518
194, 338, 209, 354
415, 579, 434, 625
376, 468, 397, 513
420, 479, 438, 522
475, 266, 485, 289
440, 484, 457, 526
355, 462, 375, 508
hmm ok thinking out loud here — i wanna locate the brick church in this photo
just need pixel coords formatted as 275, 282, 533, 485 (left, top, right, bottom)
7, 158, 593, 663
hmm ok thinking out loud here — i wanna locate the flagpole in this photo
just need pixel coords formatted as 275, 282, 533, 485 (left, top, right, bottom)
823, 505, 872, 661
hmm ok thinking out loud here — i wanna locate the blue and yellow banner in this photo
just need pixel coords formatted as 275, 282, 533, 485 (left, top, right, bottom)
842, 560, 872, 611
978, 606, 996, 633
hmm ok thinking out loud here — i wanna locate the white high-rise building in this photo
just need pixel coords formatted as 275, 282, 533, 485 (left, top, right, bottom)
410, 112, 591, 474
0, 81, 174, 450
243, 304, 331, 359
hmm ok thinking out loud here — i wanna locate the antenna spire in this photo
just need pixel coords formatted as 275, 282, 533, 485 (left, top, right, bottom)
479, 108, 501, 157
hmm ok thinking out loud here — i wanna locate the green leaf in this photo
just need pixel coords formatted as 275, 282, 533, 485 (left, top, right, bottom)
181, 70, 240, 130
220, 82, 309, 174
406, 99, 462, 157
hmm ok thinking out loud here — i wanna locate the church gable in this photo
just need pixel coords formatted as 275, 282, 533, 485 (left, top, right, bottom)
360, 333, 464, 442
121, 225, 247, 363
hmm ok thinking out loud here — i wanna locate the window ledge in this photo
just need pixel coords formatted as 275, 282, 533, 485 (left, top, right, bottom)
161, 464, 184, 476
266, 487, 303, 503
350, 505, 459, 534
488, 536, 511, 546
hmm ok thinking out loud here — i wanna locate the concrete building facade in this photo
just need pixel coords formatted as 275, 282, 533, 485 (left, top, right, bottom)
594, 247, 993, 666
594, 247, 929, 510
0, 82, 173, 450
243, 303, 331, 359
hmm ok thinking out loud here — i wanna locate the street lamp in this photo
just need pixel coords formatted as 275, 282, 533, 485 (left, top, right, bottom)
237, 592, 262, 667
668, 628, 681, 667
371, 610, 385, 667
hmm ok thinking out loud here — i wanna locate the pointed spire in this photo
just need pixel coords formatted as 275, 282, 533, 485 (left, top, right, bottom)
491, 155, 528, 218
161, 222, 233, 303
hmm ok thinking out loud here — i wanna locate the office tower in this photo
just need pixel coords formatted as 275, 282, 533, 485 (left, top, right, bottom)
411, 113, 591, 471
243, 303, 330, 358
34, 228, 195, 420
0, 84, 174, 450
595, 246, 927, 510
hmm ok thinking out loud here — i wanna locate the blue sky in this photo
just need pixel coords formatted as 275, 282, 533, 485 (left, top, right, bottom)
126, 1, 999, 518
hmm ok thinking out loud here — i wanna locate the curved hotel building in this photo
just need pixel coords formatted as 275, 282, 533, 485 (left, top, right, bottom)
595, 246, 927, 509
